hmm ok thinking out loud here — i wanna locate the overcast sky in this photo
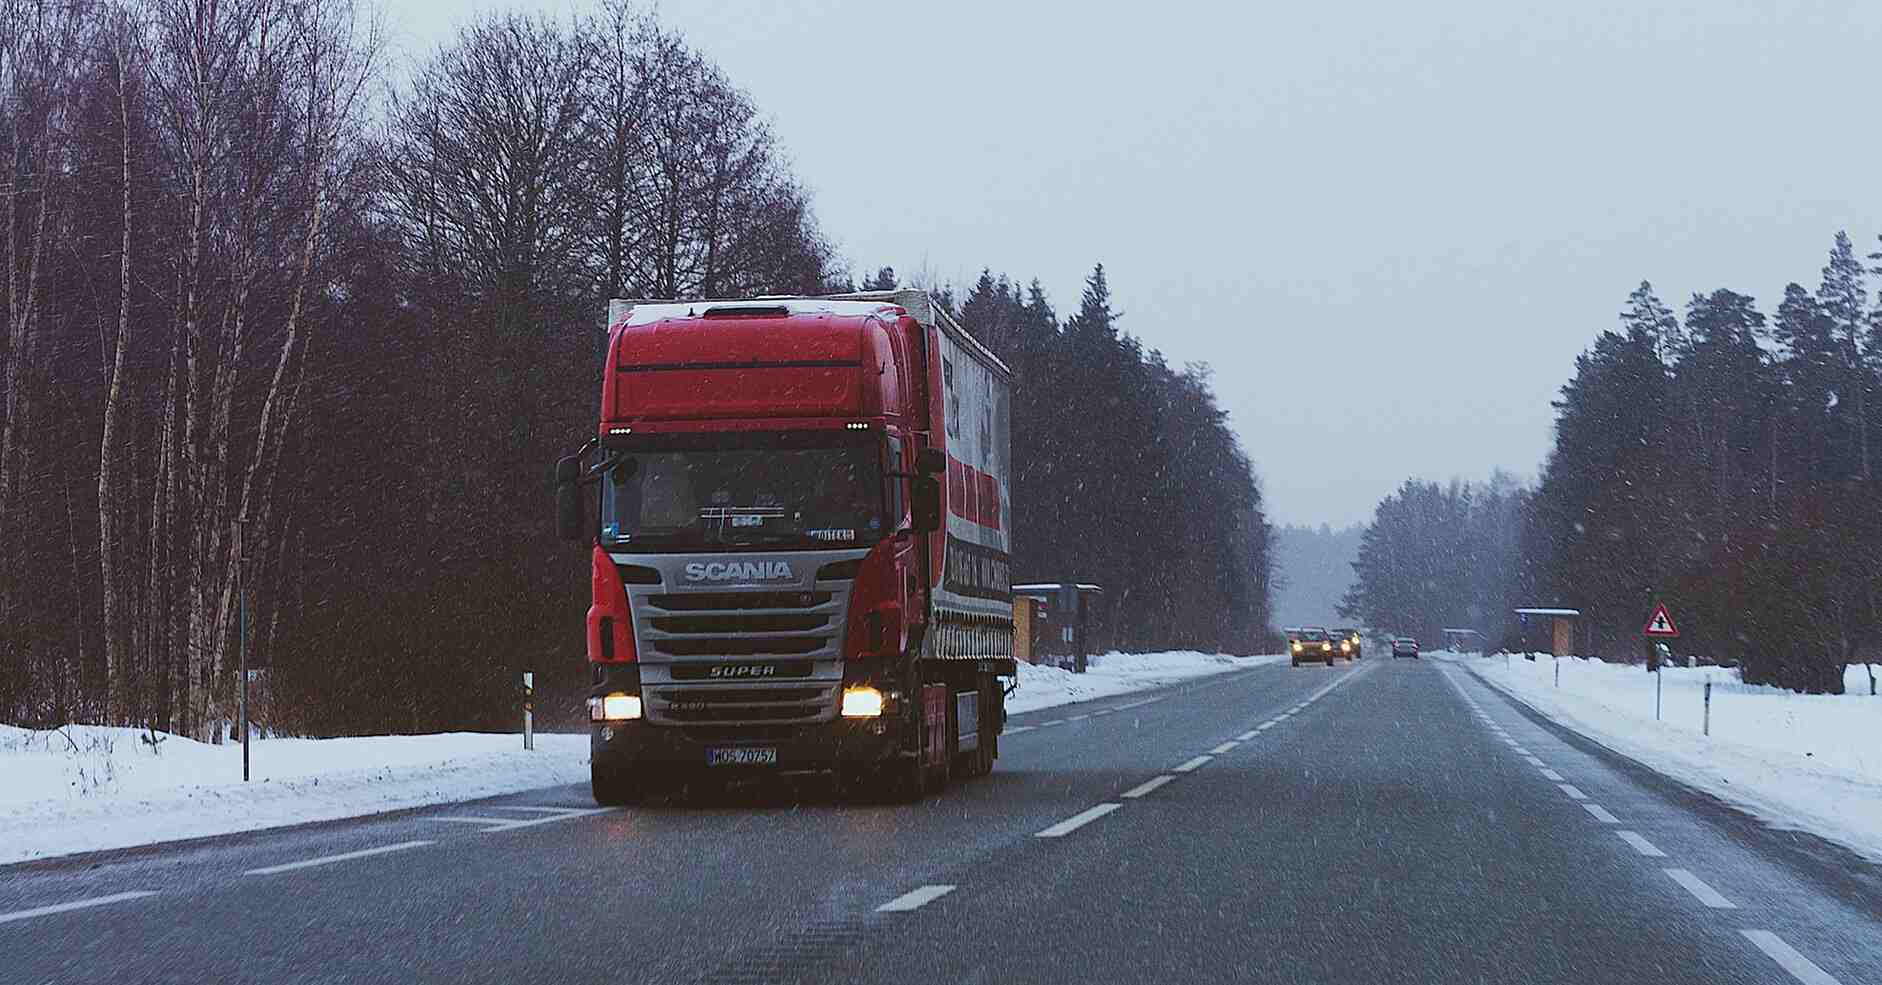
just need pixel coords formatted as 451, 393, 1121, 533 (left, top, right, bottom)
394, 0, 1882, 527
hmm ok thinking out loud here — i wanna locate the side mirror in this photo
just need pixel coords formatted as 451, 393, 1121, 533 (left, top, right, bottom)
911, 476, 942, 533
916, 447, 947, 476
555, 455, 584, 541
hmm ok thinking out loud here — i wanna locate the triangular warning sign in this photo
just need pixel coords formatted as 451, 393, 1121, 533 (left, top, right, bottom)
1643, 603, 1679, 638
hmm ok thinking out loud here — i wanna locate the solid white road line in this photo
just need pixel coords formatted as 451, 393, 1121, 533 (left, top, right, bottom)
876, 885, 956, 912
1173, 755, 1212, 773
431, 807, 609, 833
1617, 831, 1667, 857
1038, 720, 1064, 727
1236, 730, 1259, 741
1121, 775, 1176, 799
0, 891, 159, 926
1067, 714, 1090, 722
1558, 784, 1587, 800
1740, 930, 1843, 985
1210, 741, 1239, 754
1091, 708, 1116, 716
1540, 768, 1565, 781
1257, 722, 1276, 731
1036, 803, 1122, 838
244, 840, 433, 876
1583, 803, 1620, 823
1664, 868, 1737, 908
1005, 725, 1036, 734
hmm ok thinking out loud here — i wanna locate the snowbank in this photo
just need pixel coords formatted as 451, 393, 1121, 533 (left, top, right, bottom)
1460, 653, 1882, 863
1009, 650, 1286, 714
1, 650, 1272, 865
0, 727, 590, 867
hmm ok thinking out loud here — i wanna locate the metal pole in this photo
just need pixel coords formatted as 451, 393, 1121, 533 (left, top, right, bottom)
1655, 668, 1662, 721
523, 672, 534, 751
1703, 681, 1711, 736
237, 518, 249, 782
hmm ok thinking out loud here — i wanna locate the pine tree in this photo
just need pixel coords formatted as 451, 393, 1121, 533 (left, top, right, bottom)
1622, 281, 1683, 364
1818, 232, 1872, 479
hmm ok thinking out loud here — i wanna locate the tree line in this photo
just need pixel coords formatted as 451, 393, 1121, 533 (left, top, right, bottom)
2, 1, 1274, 736
1344, 231, 1882, 695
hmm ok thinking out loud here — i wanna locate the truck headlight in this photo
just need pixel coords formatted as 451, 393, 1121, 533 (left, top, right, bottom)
1341, 641, 1351, 652
841, 686, 884, 718
589, 692, 642, 721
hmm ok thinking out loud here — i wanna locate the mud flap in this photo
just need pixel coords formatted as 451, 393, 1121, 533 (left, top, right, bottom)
923, 684, 947, 768
956, 690, 980, 752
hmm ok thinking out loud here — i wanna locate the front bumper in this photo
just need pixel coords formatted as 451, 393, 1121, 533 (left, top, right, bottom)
591, 716, 900, 772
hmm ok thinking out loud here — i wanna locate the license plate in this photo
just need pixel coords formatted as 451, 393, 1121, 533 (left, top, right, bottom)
707, 747, 777, 767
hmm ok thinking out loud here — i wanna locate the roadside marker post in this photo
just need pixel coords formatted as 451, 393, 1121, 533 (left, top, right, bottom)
1703, 681, 1711, 736
522, 672, 535, 751
1554, 656, 1560, 688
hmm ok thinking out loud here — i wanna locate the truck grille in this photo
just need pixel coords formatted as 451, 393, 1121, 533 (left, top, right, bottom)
633, 582, 850, 726
649, 684, 837, 724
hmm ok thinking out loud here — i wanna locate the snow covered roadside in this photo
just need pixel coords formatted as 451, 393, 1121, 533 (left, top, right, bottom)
1009, 650, 1287, 714
0, 728, 591, 867
1, 650, 1273, 866
1455, 653, 1882, 863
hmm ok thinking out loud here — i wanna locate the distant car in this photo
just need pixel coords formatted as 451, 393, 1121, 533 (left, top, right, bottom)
1332, 628, 1361, 660
1290, 626, 1337, 667
1391, 637, 1420, 659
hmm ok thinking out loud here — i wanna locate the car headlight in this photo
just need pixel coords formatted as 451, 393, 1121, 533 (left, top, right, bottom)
589, 692, 642, 722
1291, 641, 1301, 651
841, 686, 884, 718
1341, 641, 1351, 652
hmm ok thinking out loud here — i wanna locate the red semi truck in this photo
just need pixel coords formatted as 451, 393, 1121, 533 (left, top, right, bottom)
555, 290, 1016, 804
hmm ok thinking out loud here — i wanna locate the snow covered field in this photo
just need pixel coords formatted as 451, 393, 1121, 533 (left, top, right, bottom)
1460, 653, 1882, 863
0, 650, 1270, 866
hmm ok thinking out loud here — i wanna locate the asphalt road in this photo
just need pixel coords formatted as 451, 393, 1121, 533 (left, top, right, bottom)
3, 657, 1878, 984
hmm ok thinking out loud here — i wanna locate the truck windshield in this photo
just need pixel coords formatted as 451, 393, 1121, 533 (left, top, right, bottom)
599, 433, 886, 552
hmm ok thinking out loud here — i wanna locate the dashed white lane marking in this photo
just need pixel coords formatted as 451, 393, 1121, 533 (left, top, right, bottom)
1583, 803, 1620, 823
1617, 831, 1667, 857
1236, 730, 1259, 741
244, 840, 432, 876
1173, 755, 1212, 773
1036, 803, 1122, 838
1510, 747, 1532, 756
1664, 868, 1737, 908
1740, 930, 1843, 985
876, 885, 956, 912
1121, 775, 1176, 799
1005, 725, 1036, 734
1523, 756, 1546, 767
1540, 768, 1565, 782
1067, 714, 1090, 722
0, 891, 160, 926
1558, 784, 1587, 800
1209, 741, 1239, 754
